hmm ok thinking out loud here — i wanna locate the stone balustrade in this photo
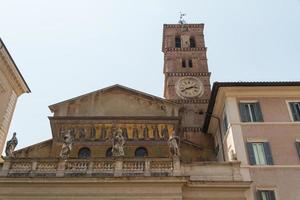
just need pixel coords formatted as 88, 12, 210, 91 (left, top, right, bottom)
0, 158, 244, 181
0, 158, 175, 177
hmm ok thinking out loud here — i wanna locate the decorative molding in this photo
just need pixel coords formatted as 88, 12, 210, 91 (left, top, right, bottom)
171, 99, 209, 104
164, 47, 206, 52
164, 24, 204, 28
241, 165, 300, 168
246, 138, 268, 143
181, 127, 202, 132
0, 53, 25, 95
0, 81, 6, 93
165, 72, 211, 77
230, 122, 300, 126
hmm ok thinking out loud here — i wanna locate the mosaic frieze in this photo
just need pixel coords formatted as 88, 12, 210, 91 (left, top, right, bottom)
56, 124, 175, 141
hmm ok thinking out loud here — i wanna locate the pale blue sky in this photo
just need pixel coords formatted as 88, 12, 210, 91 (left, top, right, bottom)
1, 0, 300, 151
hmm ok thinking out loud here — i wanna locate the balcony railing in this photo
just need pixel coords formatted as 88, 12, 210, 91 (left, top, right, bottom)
0, 158, 175, 177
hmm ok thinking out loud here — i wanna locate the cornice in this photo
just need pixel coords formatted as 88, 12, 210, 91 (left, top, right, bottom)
163, 24, 204, 28
171, 99, 209, 104
0, 39, 30, 95
49, 116, 181, 121
0, 176, 187, 184
165, 72, 210, 77
181, 127, 202, 132
163, 47, 206, 53
0, 54, 23, 95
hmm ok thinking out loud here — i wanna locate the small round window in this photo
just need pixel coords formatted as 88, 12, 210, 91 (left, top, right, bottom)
78, 147, 91, 159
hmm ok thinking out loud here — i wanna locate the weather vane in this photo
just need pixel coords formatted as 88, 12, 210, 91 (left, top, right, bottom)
178, 12, 187, 24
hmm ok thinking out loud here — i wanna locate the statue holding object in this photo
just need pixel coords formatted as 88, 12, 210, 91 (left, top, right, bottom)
112, 128, 126, 157
60, 130, 73, 160
168, 131, 180, 158
5, 132, 18, 158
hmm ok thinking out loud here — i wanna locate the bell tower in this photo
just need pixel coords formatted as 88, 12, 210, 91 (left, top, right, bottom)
162, 22, 211, 135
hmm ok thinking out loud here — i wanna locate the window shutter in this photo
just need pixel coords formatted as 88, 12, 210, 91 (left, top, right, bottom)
247, 143, 256, 165
269, 191, 276, 200
263, 142, 274, 165
254, 103, 264, 122
290, 103, 300, 121
295, 142, 300, 159
239, 103, 250, 122
256, 191, 262, 200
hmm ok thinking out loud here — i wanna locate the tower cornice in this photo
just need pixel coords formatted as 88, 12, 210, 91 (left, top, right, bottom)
163, 47, 207, 53
164, 72, 211, 77
163, 24, 204, 28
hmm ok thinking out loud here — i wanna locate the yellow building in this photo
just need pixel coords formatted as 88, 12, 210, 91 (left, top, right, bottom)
0, 39, 30, 155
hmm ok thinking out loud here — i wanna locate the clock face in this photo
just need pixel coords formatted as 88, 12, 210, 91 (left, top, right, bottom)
175, 77, 204, 98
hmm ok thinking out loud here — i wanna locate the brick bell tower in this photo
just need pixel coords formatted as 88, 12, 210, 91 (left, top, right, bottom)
162, 20, 211, 141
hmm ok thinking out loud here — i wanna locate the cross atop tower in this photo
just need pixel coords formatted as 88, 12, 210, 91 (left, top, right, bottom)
178, 12, 186, 24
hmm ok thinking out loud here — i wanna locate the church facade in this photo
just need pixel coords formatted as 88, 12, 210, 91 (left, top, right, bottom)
0, 22, 299, 200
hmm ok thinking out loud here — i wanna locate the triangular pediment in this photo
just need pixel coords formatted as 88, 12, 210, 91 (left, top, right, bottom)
49, 84, 179, 117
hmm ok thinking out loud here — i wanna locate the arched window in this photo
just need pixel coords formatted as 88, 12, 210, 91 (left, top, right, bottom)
78, 147, 91, 159
106, 147, 113, 157
135, 147, 148, 157
175, 36, 181, 48
182, 59, 186, 68
190, 37, 196, 48
188, 59, 193, 68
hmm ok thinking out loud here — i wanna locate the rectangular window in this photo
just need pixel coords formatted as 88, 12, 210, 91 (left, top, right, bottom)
295, 141, 300, 159
289, 102, 300, 121
188, 59, 193, 68
239, 102, 263, 122
182, 60, 186, 68
257, 190, 276, 200
247, 142, 273, 165
175, 37, 181, 48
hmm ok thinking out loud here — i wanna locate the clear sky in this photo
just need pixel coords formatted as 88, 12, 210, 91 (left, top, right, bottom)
1, 0, 300, 151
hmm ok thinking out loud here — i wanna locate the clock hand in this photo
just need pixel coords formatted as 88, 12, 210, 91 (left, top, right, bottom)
181, 85, 196, 92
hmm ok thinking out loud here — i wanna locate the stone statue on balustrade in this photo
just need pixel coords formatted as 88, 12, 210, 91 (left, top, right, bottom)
168, 131, 180, 158
5, 132, 18, 158
112, 128, 126, 157
60, 130, 74, 160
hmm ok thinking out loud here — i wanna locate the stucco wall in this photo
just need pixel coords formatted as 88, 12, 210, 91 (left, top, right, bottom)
242, 124, 300, 165
249, 167, 300, 200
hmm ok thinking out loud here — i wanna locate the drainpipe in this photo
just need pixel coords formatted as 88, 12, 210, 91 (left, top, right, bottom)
205, 113, 226, 162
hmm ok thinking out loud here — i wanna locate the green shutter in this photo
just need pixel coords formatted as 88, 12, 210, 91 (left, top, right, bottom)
254, 103, 264, 122
263, 142, 274, 165
239, 103, 250, 122
256, 191, 262, 200
247, 143, 256, 165
269, 191, 276, 200
295, 142, 300, 159
290, 103, 297, 121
